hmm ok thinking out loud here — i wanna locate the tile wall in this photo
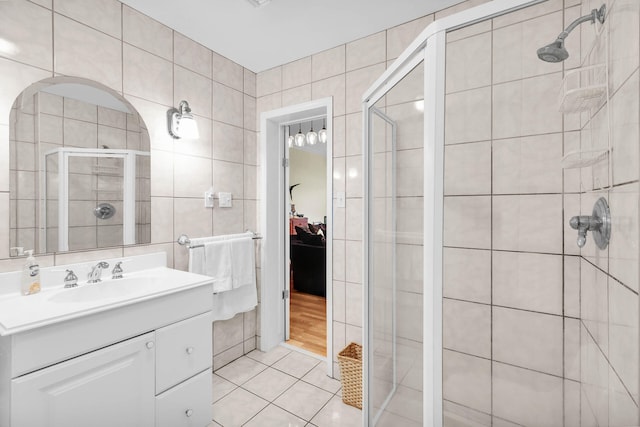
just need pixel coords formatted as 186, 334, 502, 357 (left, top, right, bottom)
442, 0, 639, 425
0, 0, 258, 369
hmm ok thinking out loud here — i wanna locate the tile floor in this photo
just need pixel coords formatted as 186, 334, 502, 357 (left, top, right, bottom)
209, 345, 362, 426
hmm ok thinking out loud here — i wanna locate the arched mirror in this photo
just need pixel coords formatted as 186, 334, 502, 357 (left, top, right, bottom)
9, 77, 151, 256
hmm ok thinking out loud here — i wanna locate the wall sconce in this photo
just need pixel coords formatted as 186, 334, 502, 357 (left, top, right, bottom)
167, 100, 199, 139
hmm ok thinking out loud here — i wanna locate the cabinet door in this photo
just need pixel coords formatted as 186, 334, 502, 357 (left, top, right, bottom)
156, 312, 211, 393
156, 369, 211, 427
12, 332, 155, 427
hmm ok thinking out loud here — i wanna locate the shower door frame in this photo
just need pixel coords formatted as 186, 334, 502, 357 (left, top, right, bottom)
368, 105, 398, 425
361, 0, 546, 426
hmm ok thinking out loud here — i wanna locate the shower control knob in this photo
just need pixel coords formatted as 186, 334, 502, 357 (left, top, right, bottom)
576, 234, 587, 248
568, 197, 611, 250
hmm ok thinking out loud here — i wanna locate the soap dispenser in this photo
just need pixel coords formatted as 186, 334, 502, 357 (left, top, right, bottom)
21, 250, 41, 295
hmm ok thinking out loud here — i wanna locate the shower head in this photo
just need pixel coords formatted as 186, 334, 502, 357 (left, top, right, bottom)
537, 38, 569, 63
537, 4, 606, 63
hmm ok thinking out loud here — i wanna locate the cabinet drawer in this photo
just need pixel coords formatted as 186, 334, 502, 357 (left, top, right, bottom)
156, 312, 211, 393
155, 369, 211, 427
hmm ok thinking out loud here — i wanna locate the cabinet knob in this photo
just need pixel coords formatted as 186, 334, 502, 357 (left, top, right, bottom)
186, 346, 194, 355
146, 341, 154, 349
185, 409, 193, 417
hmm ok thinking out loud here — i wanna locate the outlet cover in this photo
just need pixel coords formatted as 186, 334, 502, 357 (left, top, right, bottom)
219, 192, 232, 208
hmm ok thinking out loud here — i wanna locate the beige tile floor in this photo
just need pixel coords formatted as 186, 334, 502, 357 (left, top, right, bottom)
208, 345, 362, 427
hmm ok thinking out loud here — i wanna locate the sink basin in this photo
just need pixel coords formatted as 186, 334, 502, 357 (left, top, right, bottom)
48, 277, 158, 303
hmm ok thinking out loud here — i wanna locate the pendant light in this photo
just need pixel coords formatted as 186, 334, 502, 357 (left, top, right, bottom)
287, 126, 294, 147
318, 118, 328, 144
306, 120, 318, 145
294, 124, 305, 147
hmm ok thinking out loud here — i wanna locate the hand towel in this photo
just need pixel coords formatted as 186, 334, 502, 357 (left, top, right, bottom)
188, 239, 233, 293
229, 235, 256, 289
211, 284, 258, 322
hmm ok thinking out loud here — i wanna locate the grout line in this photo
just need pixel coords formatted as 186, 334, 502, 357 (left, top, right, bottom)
580, 320, 639, 406
581, 256, 639, 295
444, 245, 565, 257
446, 347, 568, 381
489, 17, 494, 423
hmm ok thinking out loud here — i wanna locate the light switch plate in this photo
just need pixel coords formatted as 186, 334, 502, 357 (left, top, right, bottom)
335, 191, 346, 208
219, 192, 232, 208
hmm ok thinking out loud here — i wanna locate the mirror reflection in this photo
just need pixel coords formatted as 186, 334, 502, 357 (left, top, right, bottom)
9, 79, 151, 256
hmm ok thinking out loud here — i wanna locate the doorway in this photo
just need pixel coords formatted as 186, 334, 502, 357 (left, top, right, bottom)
259, 98, 333, 376
285, 119, 328, 357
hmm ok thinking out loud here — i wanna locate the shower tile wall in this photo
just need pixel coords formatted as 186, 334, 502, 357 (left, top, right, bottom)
0, 0, 258, 368
443, 0, 639, 426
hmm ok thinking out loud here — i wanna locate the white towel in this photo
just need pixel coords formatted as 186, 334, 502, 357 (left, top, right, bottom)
205, 241, 233, 293
211, 284, 258, 322
187, 232, 257, 321
188, 238, 233, 293
230, 235, 255, 289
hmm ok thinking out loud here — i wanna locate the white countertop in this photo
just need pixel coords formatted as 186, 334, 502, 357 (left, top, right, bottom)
0, 254, 213, 336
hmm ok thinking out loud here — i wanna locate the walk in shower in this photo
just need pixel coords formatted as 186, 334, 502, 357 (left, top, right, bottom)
42, 147, 150, 253
364, 0, 639, 425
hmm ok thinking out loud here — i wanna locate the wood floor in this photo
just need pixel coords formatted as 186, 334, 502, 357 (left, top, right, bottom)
287, 289, 327, 356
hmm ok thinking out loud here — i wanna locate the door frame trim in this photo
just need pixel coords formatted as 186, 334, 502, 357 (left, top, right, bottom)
259, 97, 333, 377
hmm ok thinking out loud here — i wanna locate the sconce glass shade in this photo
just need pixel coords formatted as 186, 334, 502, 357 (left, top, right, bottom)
168, 100, 199, 140
318, 126, 327, 144
306, 127, 318, 145
294, 129, 306, 147
288, 135, 294, 147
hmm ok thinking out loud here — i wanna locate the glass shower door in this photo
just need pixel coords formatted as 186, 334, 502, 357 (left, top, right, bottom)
366, 61, 425, 426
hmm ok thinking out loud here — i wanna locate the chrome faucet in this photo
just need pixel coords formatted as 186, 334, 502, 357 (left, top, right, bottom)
87, 262, 109, 284
568, 197, 611, 250
112, 262, 123, 279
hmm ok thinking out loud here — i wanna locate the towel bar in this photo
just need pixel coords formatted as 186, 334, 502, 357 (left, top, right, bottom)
177, 231, 262, 249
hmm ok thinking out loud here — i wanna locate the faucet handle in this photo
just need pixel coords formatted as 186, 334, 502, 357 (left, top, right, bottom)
112, 262, 124, 279
64, 269, 78, 288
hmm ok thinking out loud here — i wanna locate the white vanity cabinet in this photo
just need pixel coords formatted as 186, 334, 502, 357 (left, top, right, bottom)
12, 333, 156, 427
0, 259, 214, 427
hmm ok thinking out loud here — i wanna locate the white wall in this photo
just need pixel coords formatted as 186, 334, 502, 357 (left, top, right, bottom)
289, 148, 326, 223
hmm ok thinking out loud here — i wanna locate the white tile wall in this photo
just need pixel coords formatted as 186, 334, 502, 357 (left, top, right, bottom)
443, 248, 491, 304
123, 7, 173, 60
0, 0, 52, 70
443, 299, 491, 358
54, 14, 122, 91
54, 0, 121, 38
492, 251, 563, 315
493, 307, 563, 376
443, 350, 491, 414
492, 362, 563, 427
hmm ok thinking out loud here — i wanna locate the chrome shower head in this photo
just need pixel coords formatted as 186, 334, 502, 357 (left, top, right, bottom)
537, 38, 569, 63
537, 4, 606, 63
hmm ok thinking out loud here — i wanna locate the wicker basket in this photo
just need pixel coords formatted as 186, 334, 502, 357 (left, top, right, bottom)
337, 342, 363, 409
